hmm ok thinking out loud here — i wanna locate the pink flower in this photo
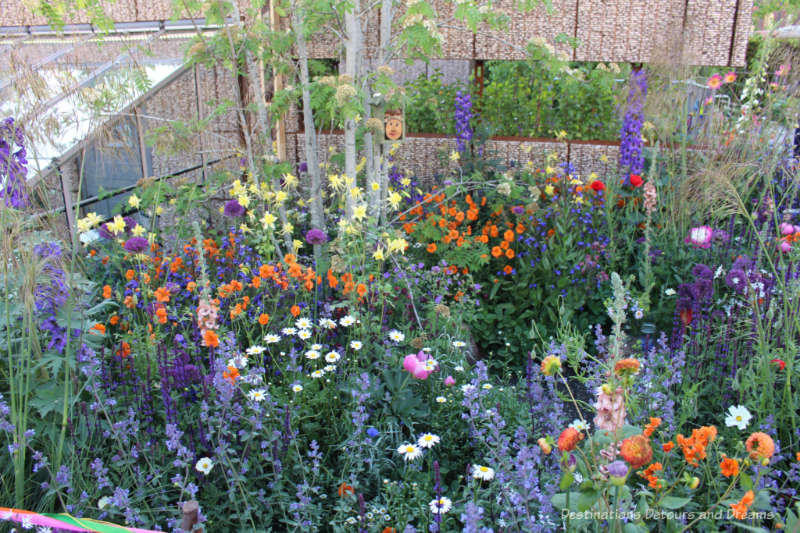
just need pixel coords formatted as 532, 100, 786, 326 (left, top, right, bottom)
593, 386, 626, 433
779, 240, 792, 253
780, 222, 795, 235
403, 351, 433, 380
685, 226, 713, 248
776, 63, 790, 77
706, 74, 723, 90
444, 375, 456, 387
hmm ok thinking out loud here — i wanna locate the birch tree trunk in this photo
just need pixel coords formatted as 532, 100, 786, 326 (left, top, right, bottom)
377, 0, 394, 226
291, 0, 325, 234
343, 0, 362, 220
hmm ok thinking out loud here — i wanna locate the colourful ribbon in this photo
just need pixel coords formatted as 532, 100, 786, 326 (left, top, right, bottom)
0, 507, 165, 533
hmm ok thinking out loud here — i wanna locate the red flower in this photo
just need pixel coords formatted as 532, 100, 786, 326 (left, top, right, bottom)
771, 358, 786, 370
557, 427, 582, 452
680, 308, 693, 326
629, 174, 643, 187
590, 180, 606, 191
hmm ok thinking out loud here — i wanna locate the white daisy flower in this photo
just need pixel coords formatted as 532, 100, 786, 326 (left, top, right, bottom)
264, 333, 281, 344
472, 464, 495, 481
97, 496, 111, 509
325, 351, 341, 363
481, 383, 493, 390
452, 340, 466, 348
319, 318, 337, 329
435, 396, 447, 403
397, 443, 422, 461
388, 330, 405, 342
311, 343, 323, 351
297, 329, 312, 340
417, 433, 440, 449
247, 389, 266, 402
569, 419, 590, 432
292, 384, 303, 393
281, 327, 297, 336
296, 317, 312, 330
454, 365, 464, 372
195, 457, 214, 475
634, 309, 644, 319
310, 369, 325, 378
246, 345, 266, 355
423, 358, 438, 371
339, 315, 356, 326
324, 364, 336, 373
724, 405, 752, 430
428, 496, 452, 514
305, 350, 321, 360
664, 288, 676, 296
350, 340, 363, 351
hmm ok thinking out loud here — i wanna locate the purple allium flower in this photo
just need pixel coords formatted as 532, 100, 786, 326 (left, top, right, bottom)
123, 237, 149, 253
305, 228, 328, 245
223, 199, 245, 217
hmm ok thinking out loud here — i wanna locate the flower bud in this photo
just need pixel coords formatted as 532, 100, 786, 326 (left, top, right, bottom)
689, 476, 700, 489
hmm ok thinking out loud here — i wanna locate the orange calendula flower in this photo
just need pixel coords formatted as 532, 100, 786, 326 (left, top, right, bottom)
662, 441, 675, 453
290, 305, 301, 317
540, 355, 561, 376
258, 313, 270, 326
505, 248, 515, 259
203, 330, 219, 348
676, 426, 717, 466
503, 229, 515, 242
125, 269, 135, 280
503, 265, 513, 275
620, 435, 653, 469
109, 315, 120, 326
730, 490, 755, 520
427, 243, 437, 253
154, 286, 170, 303
491, 246, 503, 258
155, 307, 167, 324
720, 457, 739, 478
557, 427, 582, 452
337, 483, 354, 497
614, 358, 641, 376
356, 283, 367, 297
223, 365, 240, 384
102, 285, 112, 299
643, 417, 662, 438
745, 432, 775, 461
186, 281, 196, 292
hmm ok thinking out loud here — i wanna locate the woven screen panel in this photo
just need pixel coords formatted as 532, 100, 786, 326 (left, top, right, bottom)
428, 0, 474, 59
568, 141, 620, 177
475, 0, 576, 60
730, 0, 751, 66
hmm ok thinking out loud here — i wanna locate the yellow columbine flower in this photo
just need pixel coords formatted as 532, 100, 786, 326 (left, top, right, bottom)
556, 130, 568, 140
545, 166, 554, 175
261, 212, 277, 228
600, 154, 609, 163
107, 215, 126, 235
370, 182, 380, 191
77, 218, 92, 233
248, 184, 259, 194
240, 223, 251, 233
573, 196, 585, 205
237, 194, 250, 208
449, 151, 460, 162
387, 237, 407, 255
401, 177, 411, 187
356, 157, 366, 173
131, 224, 146, 237
283, 173, 298, 188
350, 186, 363, 200
156, 206, 164, 215
352, 204, 368, 222
281, 222, 294, 235
275, 191, 288, 204
388, 191, 402, 210
128, 194, 141, 208
589, 172, 598, 180
231, 179, 245, 196
328, 174, 343, 190
373, 247, 385, 261
293, 239, 303, 251
544, 185, 555, 196
169, 198, 176, 205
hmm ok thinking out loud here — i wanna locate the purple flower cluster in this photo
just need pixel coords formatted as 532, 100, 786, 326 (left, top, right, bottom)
0, 117, 28, 209
619, 69, 647, 179
454, 90, 473, 153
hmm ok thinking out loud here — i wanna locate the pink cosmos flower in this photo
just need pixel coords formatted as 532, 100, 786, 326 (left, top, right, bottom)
723, 71, 737, 84
444, 375, 456, 386
706, 74, 723, 90
685, 226, 713, 248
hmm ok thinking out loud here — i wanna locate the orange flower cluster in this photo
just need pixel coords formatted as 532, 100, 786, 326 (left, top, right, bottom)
720, 456, 739, 477
638, 462, 663, 489
643, 417, 661, 438
730, 490, 755, 520
223, 365, 240, 384
676, 426, 717, 466
284, 254, 320, 291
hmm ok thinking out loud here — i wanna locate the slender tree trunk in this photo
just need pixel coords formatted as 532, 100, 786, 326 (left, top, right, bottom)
343, 0, 362, 220
377, 0, 393, 226
291, 0, 325, 234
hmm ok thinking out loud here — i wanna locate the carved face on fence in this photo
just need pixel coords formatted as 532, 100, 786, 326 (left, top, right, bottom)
384, 110, 404, 141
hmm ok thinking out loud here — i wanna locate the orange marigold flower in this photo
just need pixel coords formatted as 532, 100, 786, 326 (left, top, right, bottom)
258, 313, 270, 325
503, 229, 515, 242
500, 240, 509, 250
730, 490, 755, 520
620, 435, 653, 469
284, 253, 296, 264
745, 432, 775, 461
489, 225, 499, 238
223, 365, 240, 384
102, 285, 112, 299
614, 358, 641, 376
662, 441, 675, 453
357, 283, 367, 297
505, 248, 515, 259
203, 330, 219, 348
125, 269, 135, 280
154, 286, 170, 303
109, 315, 120, 326
290, 305, 301, 317
124, 295, 135, 308
337, 482, 354, 497
643, 417, 662, 437
720, 457, 739, 478
251, 276, 261, 289
547, 228, 555, 238
503, 265, 513, 275
557, 427, 582, 452
516, 223, 525, 234
427, 243, 437, 253
155, 307, 167, 324
491, 246, 503, 258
